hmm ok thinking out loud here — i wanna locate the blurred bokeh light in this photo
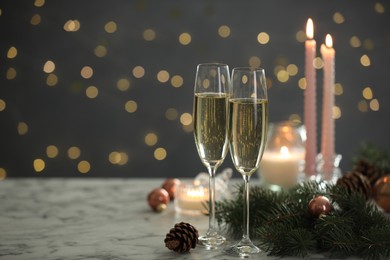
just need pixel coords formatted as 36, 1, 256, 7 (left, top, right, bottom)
0, 0, 389, 179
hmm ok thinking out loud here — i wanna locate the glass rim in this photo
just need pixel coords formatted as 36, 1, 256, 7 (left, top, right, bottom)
197, 62, 229, 68
232, 67, 265, 72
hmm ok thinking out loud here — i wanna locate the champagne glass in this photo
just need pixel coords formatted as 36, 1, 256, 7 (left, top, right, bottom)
225, 67, 268, 257
193, 63, 230, 248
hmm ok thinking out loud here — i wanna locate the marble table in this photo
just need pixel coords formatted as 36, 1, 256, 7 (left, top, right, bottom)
0, 178, 352, 260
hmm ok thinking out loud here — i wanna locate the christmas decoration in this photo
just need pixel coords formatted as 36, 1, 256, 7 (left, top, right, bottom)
161, 178, 181, 201
214, 144, 390, 259
308, 195, 333, 217
164, 222, 199, 253
373, 175, 390, 212
194, 168, 233, 201
216, 181, 390, 259
354, 159, 385, 186
336, 171, 372, 199
147, 188, 169, 212
352, 143, 390, 187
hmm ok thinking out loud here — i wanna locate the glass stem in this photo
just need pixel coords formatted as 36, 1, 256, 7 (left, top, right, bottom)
242, 174, 251, 241
207, 166, 217, 236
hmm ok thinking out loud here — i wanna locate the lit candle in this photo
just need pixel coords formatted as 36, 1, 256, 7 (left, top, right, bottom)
260, 146, 305, 189
174, 182, 209, 215
304, 18, 318, 177
320, 34, 336, 178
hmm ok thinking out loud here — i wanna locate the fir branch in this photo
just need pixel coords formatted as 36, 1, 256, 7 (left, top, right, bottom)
315, 215, 356, 257
258, 226, 316, 257
359, 227, 390, 260
215, 181, 390, 259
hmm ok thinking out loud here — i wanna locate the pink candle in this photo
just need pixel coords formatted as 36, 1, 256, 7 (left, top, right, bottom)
320, 34, 336, 178
304, 18, 317, 177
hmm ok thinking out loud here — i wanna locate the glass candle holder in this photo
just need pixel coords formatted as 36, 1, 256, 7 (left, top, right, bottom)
258, 121, 305, 190
174, 181, 209, 215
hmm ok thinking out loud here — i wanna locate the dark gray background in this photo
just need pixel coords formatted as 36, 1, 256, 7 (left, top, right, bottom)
0, 0, 389, 178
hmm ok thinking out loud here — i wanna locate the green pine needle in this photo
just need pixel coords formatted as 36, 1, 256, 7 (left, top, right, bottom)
215, 181, 390, 259
216, 144, 390, 259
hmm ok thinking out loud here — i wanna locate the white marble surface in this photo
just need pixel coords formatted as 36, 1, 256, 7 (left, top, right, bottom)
0, 178, 349, 260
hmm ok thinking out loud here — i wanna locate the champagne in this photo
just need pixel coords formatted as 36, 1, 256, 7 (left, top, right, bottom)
193, 92, 229, 168
229, 98, 268, 176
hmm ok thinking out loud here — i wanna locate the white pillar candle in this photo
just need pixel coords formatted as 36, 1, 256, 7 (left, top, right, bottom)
320, 34, 336, 178
175, 182, 209, 215
260, 146, 305, 189
304, 18, 318, 177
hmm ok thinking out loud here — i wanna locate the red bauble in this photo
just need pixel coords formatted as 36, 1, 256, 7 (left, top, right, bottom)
308, 195, 333, 217
147, 188, 169, 212
162, 178, 181, 201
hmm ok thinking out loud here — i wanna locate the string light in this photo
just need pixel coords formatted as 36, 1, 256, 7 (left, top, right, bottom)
94, 45, 107, 57
143, 29, 156, 41
249, 56, 261, 68
86, 86, 99, 99
17, 122, 28, 135
157, 70, 170, 83
0, 2, 387, 180
257, 32, 270, 44
104, 21, 117, 33
145, 133, 158, 146
218, 25, 231, 38
179, 32, 191, 45
108, 152, 128, 165
0, 168, 6, 180
117, 78, 131, 91
333, 12, 345, 24
78, 160, 91, 173
125, 100, 138, 113
33, 159, 45, 172
46, 145, 59, 158
350, 36, 361, 48
30, 14, 41, 25
360, 54, 371, 66
68, 147, 81, 159
43, 60, 55, 73
81, 66, 93, 79
165, 108, 178, 120
34, 0, 45, 7
132, 66, 145, 78
154, 147, 167, 160
64, 20, 80, 32
46, 74, 58, 86
0, 99, 6, 111
171, 75, 183, 88
6, 67, 17, 80
7, 47, 17, 59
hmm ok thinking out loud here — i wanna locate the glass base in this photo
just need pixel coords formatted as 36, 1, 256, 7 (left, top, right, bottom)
198, 234, 226, 249
224, 239, 261, 258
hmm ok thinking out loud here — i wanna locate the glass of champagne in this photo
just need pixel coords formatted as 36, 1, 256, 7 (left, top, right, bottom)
193, 63, 230, 249
225, 67, 268, 257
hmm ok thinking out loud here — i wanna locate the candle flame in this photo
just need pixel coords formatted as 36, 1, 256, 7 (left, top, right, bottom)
280, 146, 289, 158
306, 18, 314, 39
325, 34, 333, 48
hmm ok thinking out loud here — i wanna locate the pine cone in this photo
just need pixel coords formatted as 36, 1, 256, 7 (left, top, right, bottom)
336, 171, 372, 199
164, 222, 199, 253
354, 159, 385, 186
